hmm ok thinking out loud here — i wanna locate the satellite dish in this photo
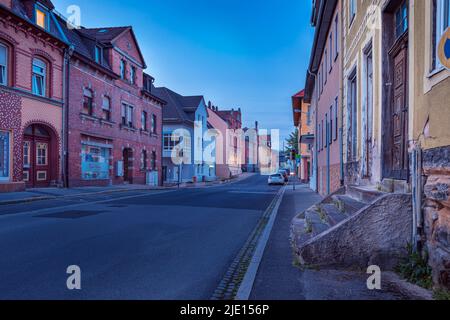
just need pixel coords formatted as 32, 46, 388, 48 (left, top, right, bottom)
438, 27, 450, 70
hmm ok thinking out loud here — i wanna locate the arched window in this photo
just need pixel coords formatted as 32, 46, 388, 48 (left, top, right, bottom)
102, 96, 111, 121
83, 88, 93, 116
32, 58, 47, 97
0, 43, 8, 86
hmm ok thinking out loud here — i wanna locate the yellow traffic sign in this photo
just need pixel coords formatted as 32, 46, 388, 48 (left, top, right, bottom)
438, 27, 450, 69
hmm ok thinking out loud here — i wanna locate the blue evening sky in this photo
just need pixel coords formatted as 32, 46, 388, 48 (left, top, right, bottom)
54, 0, 314, 144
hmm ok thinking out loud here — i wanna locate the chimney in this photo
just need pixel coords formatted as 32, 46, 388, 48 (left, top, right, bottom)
208, 101, 212, 109
255, 121, 258, 129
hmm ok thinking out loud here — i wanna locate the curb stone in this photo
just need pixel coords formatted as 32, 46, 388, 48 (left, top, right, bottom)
210, 186, 286, 300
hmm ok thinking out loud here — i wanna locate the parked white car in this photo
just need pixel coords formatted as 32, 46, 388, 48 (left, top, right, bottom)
268, 174, 285, 185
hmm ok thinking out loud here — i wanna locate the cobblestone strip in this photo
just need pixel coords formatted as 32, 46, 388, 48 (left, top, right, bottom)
210, 187, 286, 300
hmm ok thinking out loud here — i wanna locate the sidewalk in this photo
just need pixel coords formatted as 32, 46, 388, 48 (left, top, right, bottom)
0, 173, 256, 206
249, 182, 414, 300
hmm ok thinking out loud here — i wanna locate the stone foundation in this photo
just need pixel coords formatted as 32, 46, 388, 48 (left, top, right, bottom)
422, 146, 450, 290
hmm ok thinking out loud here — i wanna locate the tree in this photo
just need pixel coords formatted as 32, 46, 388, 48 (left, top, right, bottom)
286, 128, 299, 152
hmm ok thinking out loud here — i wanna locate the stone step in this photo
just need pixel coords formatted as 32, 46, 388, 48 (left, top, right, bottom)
320, 203, 349, 226
346, 185, 385, 203
332, 195, 367, 215
305, 207, 331, 237
291, 217, 313, 248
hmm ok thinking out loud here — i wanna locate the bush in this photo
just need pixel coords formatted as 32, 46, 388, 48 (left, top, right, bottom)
395, 244, 433, 290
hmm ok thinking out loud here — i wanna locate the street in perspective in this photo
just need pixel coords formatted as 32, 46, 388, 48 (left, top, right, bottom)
0, 0, 449, 305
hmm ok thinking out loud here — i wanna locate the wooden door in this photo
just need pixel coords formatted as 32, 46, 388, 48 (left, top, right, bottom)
23, 125, 52, 188
365, 49, 374, 177
389, 36, 409, 180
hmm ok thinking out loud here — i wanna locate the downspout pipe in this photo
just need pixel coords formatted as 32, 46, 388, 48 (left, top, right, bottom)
63, 45, 74, 188
307, 68, 319, 193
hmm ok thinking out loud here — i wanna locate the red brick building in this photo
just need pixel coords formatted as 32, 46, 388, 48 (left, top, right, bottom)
0, 0, 67, 192
60, 22, 165, 187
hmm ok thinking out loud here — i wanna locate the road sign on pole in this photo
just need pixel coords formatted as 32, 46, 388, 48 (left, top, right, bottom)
438, 27, 450, 70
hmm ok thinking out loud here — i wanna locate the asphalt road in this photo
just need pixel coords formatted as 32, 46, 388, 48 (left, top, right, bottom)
0, 174, 283, 300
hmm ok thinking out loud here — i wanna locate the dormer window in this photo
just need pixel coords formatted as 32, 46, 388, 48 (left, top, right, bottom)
35, 6, 48, 30
95, 46, 103, 64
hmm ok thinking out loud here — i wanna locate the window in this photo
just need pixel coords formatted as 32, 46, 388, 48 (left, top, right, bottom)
141, 150, 148, 170
307, 105, 312, 126
120, 60, 126, 80
141, 110, 148, 131
35, 7, 48, 30
23, 141, 30, 168
0, 131, 10, 180
433, 0, 450, 70
36, 143, 48, 166
151, 151, 156, 170
32, 58, 46, 97
81, 145, 110, 180
395, 2, 408, 38
151, 114, 157, 134
329, 107, 333, 146
95, 46, 102, 64
130, 66, 136, 85
102, 96, 111, 121
329, 34, 333, 72
83, 88, 93, 116
335, 97, 339, 141
350, 0, 357, 25
121, 103, 134, 127
325, 114, 328, 148
324, 49, 328, 84
348, 72, 358, 160
0, 44, 8, 85
318, 123, 321, 152
335, 14, 339, 58
163, 133, 180, 151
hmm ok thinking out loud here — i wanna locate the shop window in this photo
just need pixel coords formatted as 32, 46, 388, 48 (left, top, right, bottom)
0, 131, 10, 180
81, 145, 110, 180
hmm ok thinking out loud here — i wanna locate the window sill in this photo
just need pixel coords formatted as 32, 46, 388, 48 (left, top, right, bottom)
120, 124, 137, 132
100, 119, 115, 126
427, 66, 446, 79
140, 129, 150, 136
80, 113, 99, 122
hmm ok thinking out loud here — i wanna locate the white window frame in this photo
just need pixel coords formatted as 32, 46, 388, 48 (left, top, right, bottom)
35, 5, 49, 30
0, 43, 8, 86
121, 103, 134, 128
32, 58, 46, 97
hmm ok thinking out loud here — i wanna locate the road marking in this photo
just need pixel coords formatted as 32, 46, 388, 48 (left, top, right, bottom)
235, 186, 286, 300
227, 191, 278, 195
0, 190, 177, 220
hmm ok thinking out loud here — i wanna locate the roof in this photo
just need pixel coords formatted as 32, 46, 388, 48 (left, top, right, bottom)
152, 87, 204, 124
292, 89, 305, 127
7, 0, 68, 44
304, 0, 338, 103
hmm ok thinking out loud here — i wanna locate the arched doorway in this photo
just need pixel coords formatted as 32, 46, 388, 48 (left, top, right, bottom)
23, 124, 56, 188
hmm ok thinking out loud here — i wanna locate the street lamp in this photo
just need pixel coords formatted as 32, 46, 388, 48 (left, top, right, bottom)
290, 171, 296, 191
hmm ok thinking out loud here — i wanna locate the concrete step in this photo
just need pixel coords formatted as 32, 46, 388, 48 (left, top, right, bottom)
320, 203, 349, 226
332, 195, 367, 215
346, 185, 385, 203
305, 207, 331, 237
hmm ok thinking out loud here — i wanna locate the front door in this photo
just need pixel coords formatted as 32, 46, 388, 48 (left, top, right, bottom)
23, 125, 52, 188
387, 1, 409, 180
364, 48, 374, 178
123, 148, 131, 183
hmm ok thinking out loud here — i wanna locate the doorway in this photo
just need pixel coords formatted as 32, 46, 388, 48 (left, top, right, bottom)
123, 148, 133, 183
23, 124, 55, 188
382, 0, 409, 180
363, 44, 374, 178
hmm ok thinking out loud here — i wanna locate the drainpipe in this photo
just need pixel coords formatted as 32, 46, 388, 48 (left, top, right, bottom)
62, 45, 74, 188
308, 68, 319, 193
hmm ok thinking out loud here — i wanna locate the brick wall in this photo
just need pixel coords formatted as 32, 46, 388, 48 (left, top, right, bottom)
67, 58, 162, 187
